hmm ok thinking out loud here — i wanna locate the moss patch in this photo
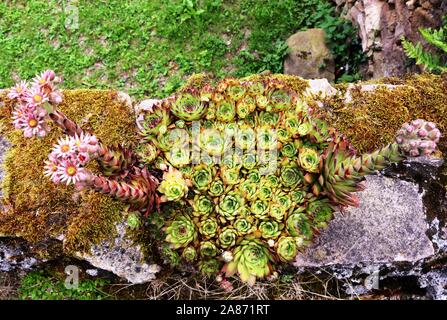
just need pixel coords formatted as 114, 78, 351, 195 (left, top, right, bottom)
0, 90, 137, 253
322, 73, 447, 154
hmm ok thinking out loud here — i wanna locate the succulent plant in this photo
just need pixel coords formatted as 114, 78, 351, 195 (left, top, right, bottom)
276, 236, 298, 262
223, 238, 273, 285
259, 220, 282, 239
218, 226, 238, 249
158, 168, 189, 202
199, 241, 218, 257
165, 214, 197, 249
199, 259, 221, 276
191, 164, 213, 191
171, 92, 207, 121
395, 119, 441, 157
182, 246, 197, 262
198, 217, 219, 239
13, 71, 440, 285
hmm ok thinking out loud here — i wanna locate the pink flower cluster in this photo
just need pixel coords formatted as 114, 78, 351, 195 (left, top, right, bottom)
8, 70, 63, 138
44, 133, 100, 185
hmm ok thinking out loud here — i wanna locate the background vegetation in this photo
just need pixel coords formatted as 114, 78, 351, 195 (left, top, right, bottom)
0, 0, 364, 99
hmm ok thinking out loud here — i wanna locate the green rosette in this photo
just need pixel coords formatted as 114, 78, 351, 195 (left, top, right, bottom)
286, 209, 313, 239
165, 214, 197, 249
267, 88, 291, 112
281, 142, 297, 158
280, 163, 303, 189
298, 147, 320, 173
182, 246, 197, 262
171, 93, 207, 121
241, 153, 257, 170
257, 128, 278, 150
238, 180, 257, 201
235, 126, 256, 150
218, 191, 245, 221
250, 200, 269, 220
263, 174, 280, 188
277, 128, 291, 143
289, 190, 306, 204
218, 227, 238, 249
221, 166, 241, 185
256, 185, 273, 201
233, 217, 255, 236
158, 170, 189, 201
275, 193, 292, 211
140, 104, 171, 136
247, 170, 261, 183
259, 220, 282, 239
208, 179, 225, 197
269, 204, 285, 222
199, 241, 218, 257
192, 195, 214, 216
199, 259, 221, 276
237, 96, 256, 119
199, 128, 226, 156
136, 142, 159, 165
191, 165, 213, 191
198, 217, 219, 239
258, 111, 280, 128
297, 122, 312, 136
165, 147, 190, 168
216, 101, 236, 122
307, 198, 334, 229
223, 238, 273, 285
276, 236, 298, 262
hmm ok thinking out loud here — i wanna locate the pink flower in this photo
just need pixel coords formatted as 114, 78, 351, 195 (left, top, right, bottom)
53, 136, 75, 158
76, 152, 90, 165
24, 87, 48, 105
73, 132, 100, 156
58, 159, 85, 185
14, 111, 50, 138
7, 81, 29, 101
44, 160, 61, 184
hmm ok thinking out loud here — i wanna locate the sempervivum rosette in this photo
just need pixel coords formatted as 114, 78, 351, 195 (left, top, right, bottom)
259, 220, 282, 239
218, 191, 245, 221
171, 92, 207, 121
165, 214, 197, 249
276, 236, 299, 262
223, 238, 273, 285
234, 217, 256, 236
199, 241, 218, 258
298, 147, 320, 173
191, 195, 214, 216
182, 246, 197, 262
191, 164, 213, 191
218, 226, 238, 249
198, 217, 219, 239
208, 179, 225, 197
158, 167, 188, 201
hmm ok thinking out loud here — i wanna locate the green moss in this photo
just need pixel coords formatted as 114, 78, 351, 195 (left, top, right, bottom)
0, 90, 137, 253
324, 73, 447, 154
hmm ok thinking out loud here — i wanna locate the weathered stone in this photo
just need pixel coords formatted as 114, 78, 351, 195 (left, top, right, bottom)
294, 174, 433, 267
294, 157, 447, 299
74, 222, 161, 284
331, 0, 446, 78
284, 29, 335, 82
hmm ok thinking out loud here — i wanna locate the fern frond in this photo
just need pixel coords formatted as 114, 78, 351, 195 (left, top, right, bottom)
419, 27, 447, 54
402, 37, 447, 73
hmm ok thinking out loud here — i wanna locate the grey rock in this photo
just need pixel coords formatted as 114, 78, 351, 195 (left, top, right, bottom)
284, 29, 335, 82
74, 222, 161, 284
295, 175, 433, 267
0, 238, 44, 272
294, 157, 447, 299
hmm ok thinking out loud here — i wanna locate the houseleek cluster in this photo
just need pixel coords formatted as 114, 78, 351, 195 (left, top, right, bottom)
140, 77, 440, 284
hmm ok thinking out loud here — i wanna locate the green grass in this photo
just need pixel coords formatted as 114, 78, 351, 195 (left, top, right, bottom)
0, 0, 364, 99
19, 271, 109, 300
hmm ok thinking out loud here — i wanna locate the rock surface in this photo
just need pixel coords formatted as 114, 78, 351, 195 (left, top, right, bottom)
284, 28, 335, 82
74, 222, 161, 284
331, 0, 447, 78
294, 157, 447, 299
